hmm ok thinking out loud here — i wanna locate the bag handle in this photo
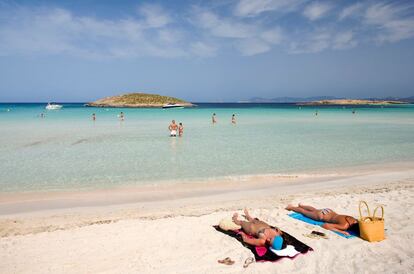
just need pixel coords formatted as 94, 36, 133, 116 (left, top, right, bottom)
373, 205, 384, 219
359, 201, 371, 220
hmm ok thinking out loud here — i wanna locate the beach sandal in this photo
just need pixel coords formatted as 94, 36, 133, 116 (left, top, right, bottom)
218, 257, 235, 265
303, 233, 319, 239
303, 231, 329, 240
311, 231, 328, 239
243, 257, 255, 268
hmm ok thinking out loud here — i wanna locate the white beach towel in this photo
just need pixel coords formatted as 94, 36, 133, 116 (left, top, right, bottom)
270, 245, 300, 257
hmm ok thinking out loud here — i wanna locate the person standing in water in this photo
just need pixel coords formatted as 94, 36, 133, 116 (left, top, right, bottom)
119, 112, 125, 121
92, 113, 96, 121
178, 123, 184, 137
212, 113, 217, 124
168, 120, 178, 137
231, 114, 236, 124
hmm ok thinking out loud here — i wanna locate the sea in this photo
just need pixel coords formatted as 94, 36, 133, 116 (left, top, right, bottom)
0, 103, 413, 192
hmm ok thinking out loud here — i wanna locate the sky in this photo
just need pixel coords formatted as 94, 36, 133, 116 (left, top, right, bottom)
0, 0, 413, 102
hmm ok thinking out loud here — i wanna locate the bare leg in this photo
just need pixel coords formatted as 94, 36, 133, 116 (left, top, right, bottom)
243, 209, 270, 226
298, 204, 318, 211
243, 208, 254, 222
232, 213, 243, 225
285, 206, 321, 221
232, 213, 256, 234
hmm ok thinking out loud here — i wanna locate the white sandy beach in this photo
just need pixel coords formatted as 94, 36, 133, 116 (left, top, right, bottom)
1, 165, 414, 274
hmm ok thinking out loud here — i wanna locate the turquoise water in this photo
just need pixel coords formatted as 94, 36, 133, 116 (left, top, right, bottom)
0, 103, 413, 192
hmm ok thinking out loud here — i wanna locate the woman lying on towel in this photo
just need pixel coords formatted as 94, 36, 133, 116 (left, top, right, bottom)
285, 204, 358, 235
232, 209, 284, 250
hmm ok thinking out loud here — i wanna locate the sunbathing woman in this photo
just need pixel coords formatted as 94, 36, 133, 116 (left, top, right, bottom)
285, 204, 358, 235
232, 209, 284, 250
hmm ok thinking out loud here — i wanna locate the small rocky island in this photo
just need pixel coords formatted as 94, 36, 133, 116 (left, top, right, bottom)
298, 99, 407, 106
86, 93, 194, 108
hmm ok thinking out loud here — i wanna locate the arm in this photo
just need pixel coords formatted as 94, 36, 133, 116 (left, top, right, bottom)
240, 232, 266, 246
322, 223, 350, 236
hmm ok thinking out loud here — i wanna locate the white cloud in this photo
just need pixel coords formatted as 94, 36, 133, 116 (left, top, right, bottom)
195, 10, 254, 38
157, 29, 184, 44
190, 41, 217, 57
237, 39, 271, 56
138, 4, 170, 28
234, 0, 306, 17
0, 6, 186, 58
364, 2, 414, 43
0, 1, 414, 59
289, 29, 331, 54
260, 28, 283, 44
192, 8, 283, 55
303, 2, 332, 21
338, 3, 364, 21
333, 31, 357, 49
365, 2, 400, 25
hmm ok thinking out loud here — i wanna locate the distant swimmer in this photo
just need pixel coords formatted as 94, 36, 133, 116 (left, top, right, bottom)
352, 109, 356, 114
92, 113, 96, 121
178, 122, 184, 137
315, 110, 318, 116
169, 120, 178, 137
40, 113, 45, 118
231, 114, 236, 124
119, 112, 125, 121
212, 113, 217, 124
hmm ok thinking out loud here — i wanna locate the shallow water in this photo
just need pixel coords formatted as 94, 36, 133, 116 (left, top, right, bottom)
0, 103, 413, 192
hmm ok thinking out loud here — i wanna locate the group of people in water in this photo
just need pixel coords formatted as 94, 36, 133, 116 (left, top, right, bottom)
88, 112, 237, 137
168, 120, 184, 137
212, 113, 237, 124
91, 112, 124, 122
233, 205, 358, 250
167, 113, 237, 137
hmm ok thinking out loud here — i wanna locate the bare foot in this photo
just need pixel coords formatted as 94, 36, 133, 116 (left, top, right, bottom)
232, 213, 239, 224
243, 208, 252, 221
285, 204, 294, 211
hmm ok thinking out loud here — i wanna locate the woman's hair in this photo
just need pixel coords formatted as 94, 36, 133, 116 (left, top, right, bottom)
348, 222, 360, 236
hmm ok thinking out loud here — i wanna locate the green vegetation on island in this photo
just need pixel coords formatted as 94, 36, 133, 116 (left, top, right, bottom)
86, 93, 194, 108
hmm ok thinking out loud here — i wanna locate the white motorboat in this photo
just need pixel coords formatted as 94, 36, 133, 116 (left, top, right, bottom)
162, 103, 184, 109
45, 103, 63, 110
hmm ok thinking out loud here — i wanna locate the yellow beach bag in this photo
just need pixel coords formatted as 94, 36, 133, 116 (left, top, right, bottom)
358, 201, 385, 242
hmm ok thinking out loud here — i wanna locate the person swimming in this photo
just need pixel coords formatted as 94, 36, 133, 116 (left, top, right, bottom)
178, 122, 184, 137
285, 204, 358, 235
232, 208, 284, 250
168, 120, 178, 137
